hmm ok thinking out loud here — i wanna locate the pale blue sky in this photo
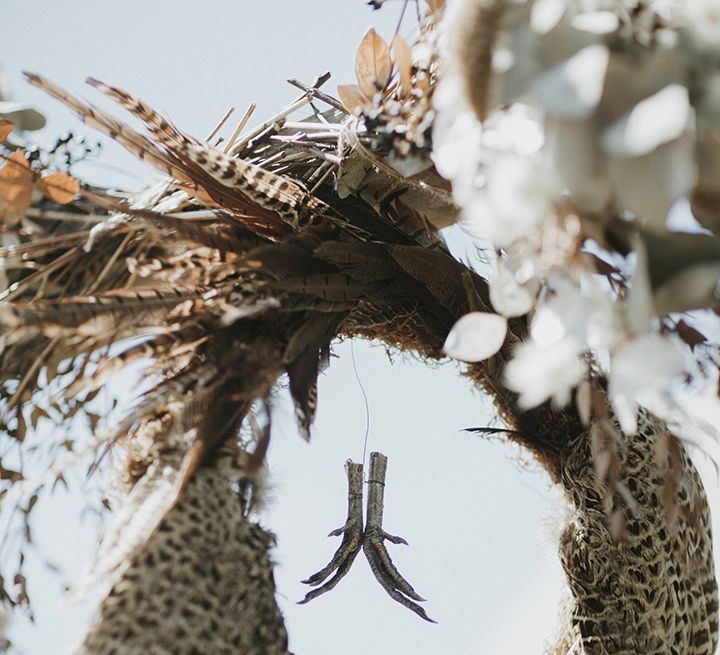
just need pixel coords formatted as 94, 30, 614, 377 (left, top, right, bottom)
3, 2, 719, 654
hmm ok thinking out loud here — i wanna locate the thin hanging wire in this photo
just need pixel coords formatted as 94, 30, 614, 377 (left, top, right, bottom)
350, 340, 371, 473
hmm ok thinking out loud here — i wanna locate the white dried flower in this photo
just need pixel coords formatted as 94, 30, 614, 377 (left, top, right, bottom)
504, 336, 586, 408
602, 84, 691, 158
532, 44, 610, 119
609, 333, 685, 433
679, 0, 720, 57
490, 259, 539, 317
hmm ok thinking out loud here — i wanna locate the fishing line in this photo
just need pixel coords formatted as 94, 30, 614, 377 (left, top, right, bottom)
350, 340, 371, 472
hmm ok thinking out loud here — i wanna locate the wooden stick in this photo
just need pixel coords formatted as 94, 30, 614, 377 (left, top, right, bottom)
223, 103, 257, 153
287, 78, 347, 114
299, 460, 364, 603
363, 452, 435, 622
229, 95, 314, 156
204, 107, 235, 143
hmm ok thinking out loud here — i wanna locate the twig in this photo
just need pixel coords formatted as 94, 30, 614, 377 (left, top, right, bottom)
24, 207, 105, 223
282, 121, 343, 132
363, 452, 435, 622
287, 78, 348, 114
204, 107, 235, 143
229, 95, 314, 156
299, 460, 364, 603
224, 103, 256, 154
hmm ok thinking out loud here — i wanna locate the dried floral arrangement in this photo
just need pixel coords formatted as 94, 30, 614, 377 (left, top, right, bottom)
0, 0, 719, 653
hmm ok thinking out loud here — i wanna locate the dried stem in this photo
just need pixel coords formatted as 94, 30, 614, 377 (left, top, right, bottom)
299, 460, 364, 603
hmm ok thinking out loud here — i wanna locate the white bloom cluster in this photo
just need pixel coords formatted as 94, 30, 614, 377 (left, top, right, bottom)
435, 0, 720, 434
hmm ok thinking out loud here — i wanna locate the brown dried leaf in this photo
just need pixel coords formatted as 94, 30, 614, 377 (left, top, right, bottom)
391, 35, 413, 98
25, 493, 38, 514
589, 252, 620, 278
653, 430, 670, 469
575, 381, 592, 426
52, 472, 68, 491
336, 84, 369, 115
594, 449, 613, 485
37, 171, 79, 204
0, 464, 23, 482
0, 118, 13, 142
591, 386, 610, 420
0, 151, 33, 226
355, 28, 392, 98
13, 573, 29, 605
30, 405, 50, 431
426, 0, 445, 17
676, 319, 707, 351
15, 411, 27, 442
608, 509, 627, 544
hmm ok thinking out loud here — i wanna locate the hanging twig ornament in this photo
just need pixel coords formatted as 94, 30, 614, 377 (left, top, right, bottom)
363, 452, 434, 622
299, 460, 364, 603
299, 452, 434, 622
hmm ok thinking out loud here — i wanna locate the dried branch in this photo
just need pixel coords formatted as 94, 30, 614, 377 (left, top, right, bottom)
299, 460, 364, 602
363, 452, 435, 622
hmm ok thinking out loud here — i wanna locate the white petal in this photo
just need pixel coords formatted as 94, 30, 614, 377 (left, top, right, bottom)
571, 11, 619, 34
544, 115, 613, 213
490, 263, 538, 317
611, 333, 684, 397
485, 154, 555, 246
431, 112, 483, 181
532, 45, 609, 118
602, 85, 690, 157
531, 304, 568, 346
679, 0, 720, 56
609, 393, 639, 435
530, 0, 567, 34
443, 312, 508, 362
606, 136, 696, 228
654, 262, 720, 315
625, 236, 655, 333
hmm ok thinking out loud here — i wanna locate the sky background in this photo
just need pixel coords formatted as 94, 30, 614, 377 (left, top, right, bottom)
1, 2, 720, 654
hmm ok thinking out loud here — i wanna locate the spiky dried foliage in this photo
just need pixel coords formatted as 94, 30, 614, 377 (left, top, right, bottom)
1, 11, 522, 622
0, 2, 717, 653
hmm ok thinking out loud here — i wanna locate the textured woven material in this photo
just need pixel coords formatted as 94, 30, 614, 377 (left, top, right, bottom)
78, 461, 288, 655
557, 413, 719, 654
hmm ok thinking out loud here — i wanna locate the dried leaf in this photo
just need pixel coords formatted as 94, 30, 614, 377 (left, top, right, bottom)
0, 151, 33, 226
13, 573, 29, 605
336, 84, 369, 115
0, 118, 13, 142
52, 472, 68, 491
355, 28, 392, 98
25, 494, 38, 514
653, 430, 670, 469
588, 252, 620, 278
391, 35, 413, 98
676, 319, 707, 351
29, 406, 50, 431
426, 0, 445, 17
37, 171, 79, 204
607, 509, 627, 544
575, 381, 592, 426
0, 464, 23, 482
15, 411, 27, 443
